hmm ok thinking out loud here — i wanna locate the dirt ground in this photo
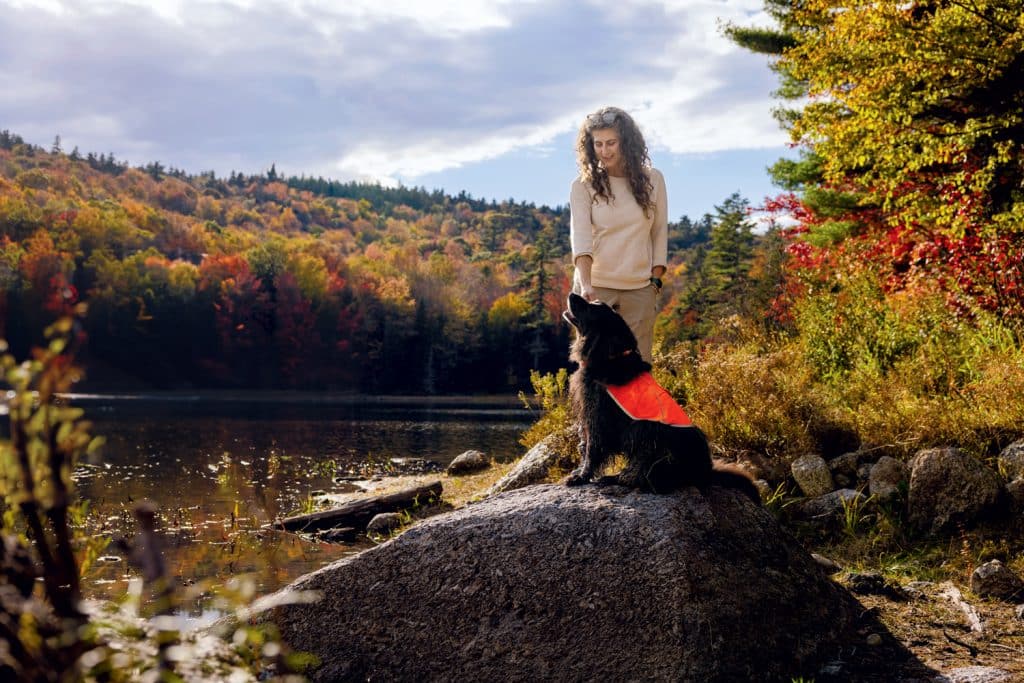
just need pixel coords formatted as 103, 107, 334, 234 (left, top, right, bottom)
835, 576, 1024, 681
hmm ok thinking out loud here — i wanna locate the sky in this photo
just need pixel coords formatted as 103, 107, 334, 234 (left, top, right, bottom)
0, 0, 794, 219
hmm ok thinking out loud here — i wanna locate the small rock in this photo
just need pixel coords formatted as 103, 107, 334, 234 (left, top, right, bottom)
753, 479, 773, 500
969, 559, 1024, 602
791, 454, 835, 497
933, 665, 1015, 683
903, 581, 935, 601
869, 455, 907, 502
856, 462, 874, 486
847, 571, 908, 601
366, 512, 404, 537
998, 439, 1024, 481
828, 451, 865, 481
1014, 604, 1024, 621
811, 553, 843, 573
794, 489, 866, 523
865, 633, 882, 646
819, 661, 845, 676
446, 450, 491, 476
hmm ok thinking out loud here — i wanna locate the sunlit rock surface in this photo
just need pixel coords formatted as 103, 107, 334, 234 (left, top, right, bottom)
266, 483, 872, 681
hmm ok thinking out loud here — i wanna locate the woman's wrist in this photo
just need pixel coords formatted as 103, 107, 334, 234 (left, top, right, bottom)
649, 276, 663, 291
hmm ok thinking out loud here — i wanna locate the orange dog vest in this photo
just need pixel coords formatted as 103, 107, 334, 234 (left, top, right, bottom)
605, 372, 694, 427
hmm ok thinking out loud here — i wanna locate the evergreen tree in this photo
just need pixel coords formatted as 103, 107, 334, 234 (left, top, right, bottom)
665, 194, 756, 342
704, 193, 755, 301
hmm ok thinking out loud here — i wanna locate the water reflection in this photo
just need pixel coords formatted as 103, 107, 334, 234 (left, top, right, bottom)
69, 394, 532, 607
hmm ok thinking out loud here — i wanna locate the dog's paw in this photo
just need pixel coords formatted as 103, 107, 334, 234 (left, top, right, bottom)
595, 474, 622, 487
565, 469, 591, 486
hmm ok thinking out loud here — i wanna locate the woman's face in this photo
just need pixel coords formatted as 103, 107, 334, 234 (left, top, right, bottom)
592, 127, 624, 176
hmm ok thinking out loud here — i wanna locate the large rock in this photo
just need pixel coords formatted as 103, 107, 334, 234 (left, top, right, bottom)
907, 447, 1003, 534
934, 666, 1016, 683
970, 560, 1024, 602
268, 484, 861, 681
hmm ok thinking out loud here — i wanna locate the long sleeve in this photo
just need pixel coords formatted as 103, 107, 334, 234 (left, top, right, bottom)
651, 168, 668, 269
569, 178, 593, 262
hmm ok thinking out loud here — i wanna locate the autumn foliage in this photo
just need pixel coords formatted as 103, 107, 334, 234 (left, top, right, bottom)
666, 0, 1024, 462
0, 132, 571, 392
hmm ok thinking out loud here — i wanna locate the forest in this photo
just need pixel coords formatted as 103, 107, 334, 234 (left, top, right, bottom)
0, 129, 778, 395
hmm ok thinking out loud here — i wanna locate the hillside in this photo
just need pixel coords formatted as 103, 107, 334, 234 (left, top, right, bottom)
1, 130, 775, 394
0, 132, 576, 393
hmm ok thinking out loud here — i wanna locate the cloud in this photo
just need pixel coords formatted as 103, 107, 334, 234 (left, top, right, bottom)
0, 0, 785, 187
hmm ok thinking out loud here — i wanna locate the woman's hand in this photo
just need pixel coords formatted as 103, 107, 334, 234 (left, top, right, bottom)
575, 255, 596, 301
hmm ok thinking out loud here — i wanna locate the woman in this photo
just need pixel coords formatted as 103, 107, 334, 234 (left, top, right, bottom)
570, 106, 668, 362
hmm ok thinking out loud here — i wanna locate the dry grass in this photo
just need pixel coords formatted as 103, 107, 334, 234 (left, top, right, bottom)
656, 301, 1024, 473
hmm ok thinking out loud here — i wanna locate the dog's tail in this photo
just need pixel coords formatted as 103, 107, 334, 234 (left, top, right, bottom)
710, 463, 761, 505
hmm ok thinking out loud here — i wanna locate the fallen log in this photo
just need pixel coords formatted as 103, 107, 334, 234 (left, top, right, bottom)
273, 481, 443, 533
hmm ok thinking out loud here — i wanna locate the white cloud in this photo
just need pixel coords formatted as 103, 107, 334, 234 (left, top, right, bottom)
0, 0, 786, 192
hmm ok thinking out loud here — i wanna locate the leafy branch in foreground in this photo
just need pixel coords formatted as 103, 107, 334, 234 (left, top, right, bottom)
0, 312, 317, 681
1, 309, 100, 679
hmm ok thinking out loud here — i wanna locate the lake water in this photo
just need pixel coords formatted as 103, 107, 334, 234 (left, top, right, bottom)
66, 393, 534, 613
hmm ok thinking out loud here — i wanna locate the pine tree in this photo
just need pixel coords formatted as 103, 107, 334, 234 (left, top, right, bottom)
704, 192, 755, 301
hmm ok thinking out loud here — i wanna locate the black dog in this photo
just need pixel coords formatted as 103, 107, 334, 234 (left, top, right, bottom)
562, 292, 759, 502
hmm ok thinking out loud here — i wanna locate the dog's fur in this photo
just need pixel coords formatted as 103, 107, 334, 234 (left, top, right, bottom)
562, 292, 760, 502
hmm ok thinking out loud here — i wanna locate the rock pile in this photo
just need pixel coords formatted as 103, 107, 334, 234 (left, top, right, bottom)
788, 441, 1023, 534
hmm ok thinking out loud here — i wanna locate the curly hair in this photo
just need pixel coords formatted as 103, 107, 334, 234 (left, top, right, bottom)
575, 106, 654, 216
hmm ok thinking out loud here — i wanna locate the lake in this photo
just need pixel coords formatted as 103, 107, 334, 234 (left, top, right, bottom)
66, 393, 534, 614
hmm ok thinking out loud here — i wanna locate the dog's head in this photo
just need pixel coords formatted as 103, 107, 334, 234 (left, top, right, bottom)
563, 293, 646, 377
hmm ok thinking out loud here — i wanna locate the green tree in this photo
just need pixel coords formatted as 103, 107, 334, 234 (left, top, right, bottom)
704, 193, 755, 300
734, 0, 1024, 239
664, 194, 756, 342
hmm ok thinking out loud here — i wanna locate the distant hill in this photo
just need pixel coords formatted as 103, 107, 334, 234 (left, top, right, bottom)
0, 130, 759, 393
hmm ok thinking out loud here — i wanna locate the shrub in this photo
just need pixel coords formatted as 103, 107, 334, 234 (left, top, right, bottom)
518, 368, 576, 457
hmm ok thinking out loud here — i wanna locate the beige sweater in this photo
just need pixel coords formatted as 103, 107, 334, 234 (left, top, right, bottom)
569, 168, 668, 290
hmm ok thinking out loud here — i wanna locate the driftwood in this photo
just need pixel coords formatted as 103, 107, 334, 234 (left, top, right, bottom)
274, 481, 443, 533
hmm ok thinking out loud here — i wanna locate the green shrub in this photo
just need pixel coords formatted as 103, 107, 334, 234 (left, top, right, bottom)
518, 368, 575, 454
